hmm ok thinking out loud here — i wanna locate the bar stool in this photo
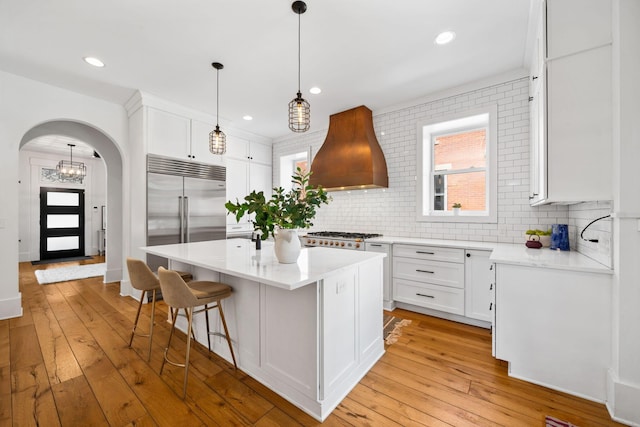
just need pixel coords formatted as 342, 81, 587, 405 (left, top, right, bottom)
126, 258, 194, 361
157, 267, 237, 398
126, 257, 162, 361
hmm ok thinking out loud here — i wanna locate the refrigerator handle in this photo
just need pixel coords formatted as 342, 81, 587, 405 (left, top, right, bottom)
179, 196, 184, 243
184, 196, 190, 243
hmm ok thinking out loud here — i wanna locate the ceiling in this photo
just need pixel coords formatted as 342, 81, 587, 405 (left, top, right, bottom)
2, 0, 534, 151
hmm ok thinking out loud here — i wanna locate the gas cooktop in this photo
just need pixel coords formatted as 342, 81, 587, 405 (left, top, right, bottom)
304, 231, 382, 250
306, 231, 382, 239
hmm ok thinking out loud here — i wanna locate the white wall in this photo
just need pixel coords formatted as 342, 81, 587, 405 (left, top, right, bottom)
0, 70, 128, 319
273, 75, 571, 244
18, 149, 106, 261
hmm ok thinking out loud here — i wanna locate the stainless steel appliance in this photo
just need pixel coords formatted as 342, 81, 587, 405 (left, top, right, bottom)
303, 231, 382, 251
146, 155, 226, 271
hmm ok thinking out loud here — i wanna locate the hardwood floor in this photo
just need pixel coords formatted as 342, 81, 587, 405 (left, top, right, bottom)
1, 257, 624, 426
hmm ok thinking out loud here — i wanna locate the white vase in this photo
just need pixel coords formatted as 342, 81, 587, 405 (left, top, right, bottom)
453, 207, 460, 215
274, 228, 301, 264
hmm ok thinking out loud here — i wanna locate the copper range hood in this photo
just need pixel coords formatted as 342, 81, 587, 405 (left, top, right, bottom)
310, 105, 388, 191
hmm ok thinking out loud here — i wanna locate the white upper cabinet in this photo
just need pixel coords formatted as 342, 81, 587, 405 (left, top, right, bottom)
190, 119, 224, 166
147, 108, 190, 159
226, 135, 272, 165
546, 0, 612, 60
529, 0, 612, 205
146, 108, 224, 166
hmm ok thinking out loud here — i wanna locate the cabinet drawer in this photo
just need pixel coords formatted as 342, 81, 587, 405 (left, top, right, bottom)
394, 279, 464, 315
393, 244, 464, 263
393, 257, 464, 289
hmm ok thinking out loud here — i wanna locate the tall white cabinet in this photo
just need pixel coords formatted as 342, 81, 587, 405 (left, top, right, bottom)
528, 0, 612, 205
225, 136, 273, 236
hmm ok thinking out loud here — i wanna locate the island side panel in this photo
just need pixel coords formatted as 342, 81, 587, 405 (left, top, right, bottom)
260, 281, 318, 402
320, 268, 358, 398
318, 257, 385, 420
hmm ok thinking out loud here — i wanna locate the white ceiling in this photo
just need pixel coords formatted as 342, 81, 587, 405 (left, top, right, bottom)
2, 0, 534, 149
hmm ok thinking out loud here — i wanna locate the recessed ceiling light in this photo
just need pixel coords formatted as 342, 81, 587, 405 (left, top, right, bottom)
83, 56, 105, 67
309, 87, 322, 95
434, 31, 456, 45
243, 115, 253, 121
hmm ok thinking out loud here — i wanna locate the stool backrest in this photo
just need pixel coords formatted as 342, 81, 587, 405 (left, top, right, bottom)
127, 257, 160, 291
158, 267, 198, 309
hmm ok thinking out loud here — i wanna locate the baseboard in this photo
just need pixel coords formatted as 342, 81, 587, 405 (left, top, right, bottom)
104, 268, 122, 285
0, 294, 23, 320
394, 301, 491, 329
607, 369, 640, 426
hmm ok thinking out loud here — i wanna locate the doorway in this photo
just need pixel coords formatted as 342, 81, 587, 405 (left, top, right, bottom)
39, 187, 85, 260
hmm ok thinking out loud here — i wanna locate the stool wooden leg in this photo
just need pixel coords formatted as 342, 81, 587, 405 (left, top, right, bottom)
204, 304, 212, 352
183, 307, 193, 399
146, 289, 156, 362
129, 290, 147, 348
217, 301, 237, 369
160, 306, 179, 375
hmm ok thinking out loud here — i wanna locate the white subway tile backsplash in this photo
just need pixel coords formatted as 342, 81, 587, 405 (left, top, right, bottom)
271, 77, 614, 252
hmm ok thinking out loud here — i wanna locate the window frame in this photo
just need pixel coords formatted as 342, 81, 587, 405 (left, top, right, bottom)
416, 105, 498, 223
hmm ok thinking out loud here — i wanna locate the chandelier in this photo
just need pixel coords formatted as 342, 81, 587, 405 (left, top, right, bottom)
56, 143, 86, 178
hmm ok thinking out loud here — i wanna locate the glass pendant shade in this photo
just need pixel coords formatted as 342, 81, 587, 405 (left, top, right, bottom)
288, 92, 310, 132
56, 144, 86, 178
209, 125, 226, 155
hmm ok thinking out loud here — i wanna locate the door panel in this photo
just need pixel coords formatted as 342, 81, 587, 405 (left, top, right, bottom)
184, 176, 226, 242
40, 187, 85, 260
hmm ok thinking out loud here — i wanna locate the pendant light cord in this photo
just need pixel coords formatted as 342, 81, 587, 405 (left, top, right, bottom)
297, 10, 301, 94
216, 68, 220, 127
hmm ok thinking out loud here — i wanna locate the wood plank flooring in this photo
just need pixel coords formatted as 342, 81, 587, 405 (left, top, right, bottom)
1, 257, 624, 426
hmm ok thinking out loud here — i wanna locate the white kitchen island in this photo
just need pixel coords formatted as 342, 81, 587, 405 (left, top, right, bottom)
141, 239, 385, 421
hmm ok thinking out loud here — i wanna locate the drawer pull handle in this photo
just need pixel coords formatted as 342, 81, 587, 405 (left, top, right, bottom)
490, 283, 493, 290
489, 302, 493, 310
416, 251, 435, 255
416, 269, 434, 274
416, 293, 435, 299
370, 244, 382, 247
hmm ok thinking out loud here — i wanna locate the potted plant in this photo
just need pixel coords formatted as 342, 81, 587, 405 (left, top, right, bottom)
452, 202, 462, 215
525, 228, 552, 247
225, 168, 331, 263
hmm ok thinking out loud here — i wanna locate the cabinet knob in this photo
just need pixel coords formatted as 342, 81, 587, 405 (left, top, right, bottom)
528, 193, 539, 200
528, 96, 534, 102
466, 253, 471, 258
532, 75, 538, 80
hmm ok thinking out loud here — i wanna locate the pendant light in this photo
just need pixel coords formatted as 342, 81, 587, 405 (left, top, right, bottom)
209, 62, 226, 155
56, 143, 86, 178
288, 1, 310, 133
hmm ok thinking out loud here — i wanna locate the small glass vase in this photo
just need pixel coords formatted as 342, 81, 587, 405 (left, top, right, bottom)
274, 228, 301, 263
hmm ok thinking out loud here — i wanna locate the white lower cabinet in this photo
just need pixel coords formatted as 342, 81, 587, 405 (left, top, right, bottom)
365, 242, 394, 310
392, 245, 465, 316
464, 249, 493, 322
391, 243, 493, 328
494, 262, 611, 401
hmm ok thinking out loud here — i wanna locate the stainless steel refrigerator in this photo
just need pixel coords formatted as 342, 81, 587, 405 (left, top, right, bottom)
146, 155, 226, 271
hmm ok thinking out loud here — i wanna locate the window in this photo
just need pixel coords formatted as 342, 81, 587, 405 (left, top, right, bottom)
417, 106, 497, 223
279, 151, 309, 191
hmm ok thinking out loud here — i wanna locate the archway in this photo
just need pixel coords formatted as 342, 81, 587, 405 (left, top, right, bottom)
20, 120, 124, 284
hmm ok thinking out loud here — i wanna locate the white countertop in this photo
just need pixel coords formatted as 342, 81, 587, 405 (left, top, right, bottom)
364, 235, 611, 274
366, 235, 497, 251
141, 239, 385, 290
489, 243, 612, 274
